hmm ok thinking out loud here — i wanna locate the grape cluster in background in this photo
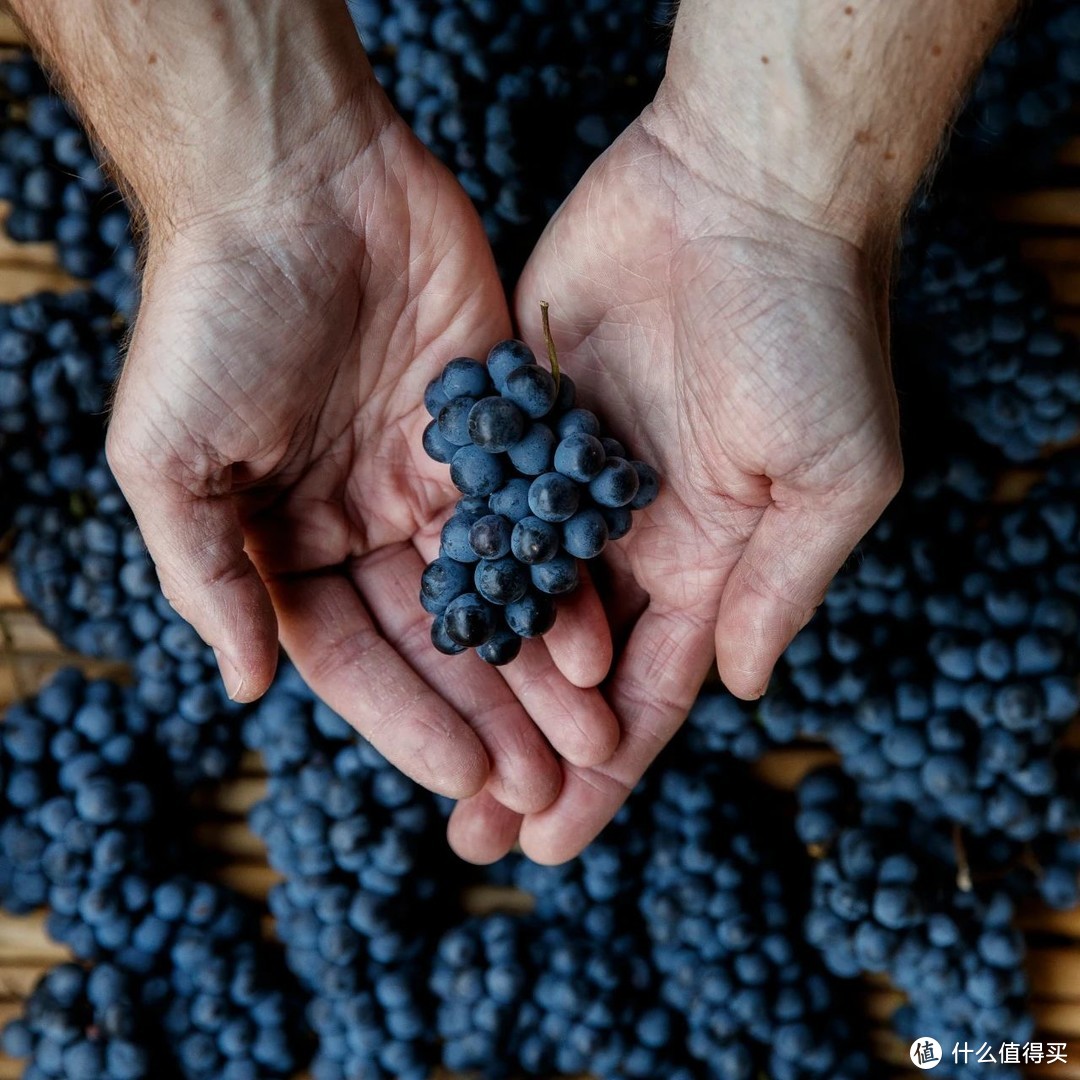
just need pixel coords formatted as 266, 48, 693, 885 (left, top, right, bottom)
421, 338, 659, 665
0, 0, 1079, 1077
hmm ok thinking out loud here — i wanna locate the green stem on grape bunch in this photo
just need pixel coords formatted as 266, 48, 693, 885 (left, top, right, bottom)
539, 299, 561, 394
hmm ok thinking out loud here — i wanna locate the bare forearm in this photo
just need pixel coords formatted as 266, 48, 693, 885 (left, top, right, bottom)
655, 0, 1018, 245
9, 0, 377, 232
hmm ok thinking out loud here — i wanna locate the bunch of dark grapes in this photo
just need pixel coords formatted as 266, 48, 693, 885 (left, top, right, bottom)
431, 910, 696, 1080
151, 901, 305, 1080
13, 479, 249, 791
246, 674, 450, 1080
43, 871, 306, 1080
429, 914, 533, 1077
2, 962, 153, 1080
0, 671, 160, 921
13, 449, 153, 662
798, 768, 1032, 1079
0, 288, 122, 524
816, 466, 1080, 843
0, 57, 137, 314
641, 755, 872, 1080
130, 599, 249, 789
510, 795, 650, 923
516, 920, 693, 1079
896, 195, 1080, 463
0, 668, 306, 1079
421, 334, 659, 664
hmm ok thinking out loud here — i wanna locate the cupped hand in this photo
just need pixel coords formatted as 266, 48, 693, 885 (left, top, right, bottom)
447, 104, 903, 864
106, 103, 619, 816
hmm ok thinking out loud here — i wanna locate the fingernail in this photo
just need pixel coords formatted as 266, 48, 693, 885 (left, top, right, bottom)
213, 648, 246, 702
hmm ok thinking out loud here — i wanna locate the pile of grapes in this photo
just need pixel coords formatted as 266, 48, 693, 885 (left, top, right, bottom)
2, 1, 1080, 1078
421, 329, 659, 664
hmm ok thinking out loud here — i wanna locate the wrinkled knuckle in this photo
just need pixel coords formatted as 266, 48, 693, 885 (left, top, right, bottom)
870, 450, 904, 506
104, 423, 142, 486
106, 416, 178, 487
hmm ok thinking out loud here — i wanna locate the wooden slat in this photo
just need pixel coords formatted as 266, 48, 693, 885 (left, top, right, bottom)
192, 819, 269, 861
0, 567, 23, 609
0, 658, 130, 711
191, 775, 267, 816
211, 862, 282, 904
1035, 1002, 1080, 1039
0, 263, 82, 300
994, 468, 1043, 503
1058, 137, 1080, 169
995, 190, 1080, 227
0, 965, 46, 999
1028, 949, 1080, 998
1022, 905, 1080, 937
0, 210, 57, 268
1022, 235, 1080, 264
752, 746, 839, 791
0, 912, 67, 966
462, 885, 535, 917
1044, 266, 1080, 307
0, 610, 63, 654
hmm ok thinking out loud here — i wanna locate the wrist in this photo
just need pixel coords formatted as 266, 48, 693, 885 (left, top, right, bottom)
653, 0, 1016, 257
639, 89, 902, 266
16, 0, 390, 242
138, 75, 392, 249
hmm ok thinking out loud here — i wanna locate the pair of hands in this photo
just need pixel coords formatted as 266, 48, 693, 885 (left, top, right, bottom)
105, 81, 902, 865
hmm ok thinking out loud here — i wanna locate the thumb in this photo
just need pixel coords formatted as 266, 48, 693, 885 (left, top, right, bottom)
106, 423, 279, 702
715, 464, 901, 700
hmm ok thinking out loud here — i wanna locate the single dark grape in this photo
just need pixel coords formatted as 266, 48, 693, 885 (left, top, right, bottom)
528, 472, 580, 522
589, 457, 640, 508
505, 592, 557, 638
504, 365, 557, 419
437, 396, 479, 447
531, 554, 579, 595
630, 460, 661, 509
600, 506, 632, 540
422, 420, 457, 464
440, 515, 481, 563
442, 357, 491, 398
443, 593, 498, 647
476, 626, 523, 666
553, 432, 606, 482
468, 397, 526, 453
601, 437, 625, 458
507, 423, 555, 476
450, 445, 506, 497
562, 508, 609, 559
455, 495, 490, 522
554, 372, 576, 412
421, 557, 473, 613
488, 478, 533, 523
424, 375, 449, 418
486, 339, 536, 391
469, 514, 513, 559
511, 516, 560, 564
431, 615, 467, 656
474, 557, 529, 605
554, 407, 599, 439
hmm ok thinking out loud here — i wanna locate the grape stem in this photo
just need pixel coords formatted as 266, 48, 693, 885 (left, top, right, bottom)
952, 824, 972, 893
539, 299, 561, 393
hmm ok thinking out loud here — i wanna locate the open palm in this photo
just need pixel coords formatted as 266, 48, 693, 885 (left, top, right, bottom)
449, 110, 903, 863
107, 112, 618, 820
